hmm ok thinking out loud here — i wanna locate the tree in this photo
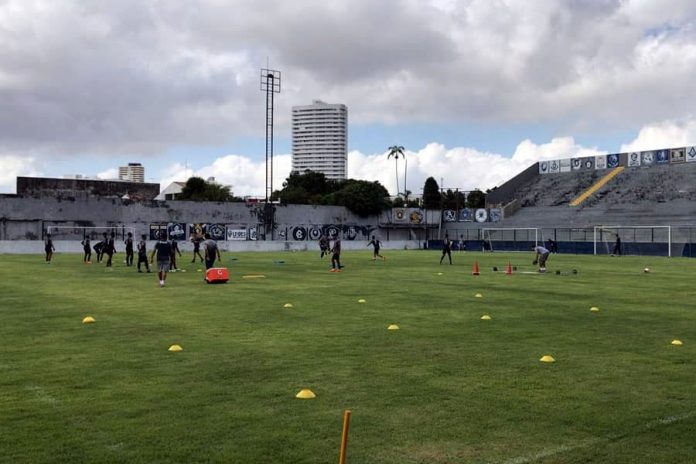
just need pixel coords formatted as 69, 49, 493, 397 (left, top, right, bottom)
334, 180, 390, 217
387, 145, 405, 195
466, 189, 486, 208
422, 177, 441, 209
441, 189, 466, 210
273, 170, 336, 205
178, 177, 236, 202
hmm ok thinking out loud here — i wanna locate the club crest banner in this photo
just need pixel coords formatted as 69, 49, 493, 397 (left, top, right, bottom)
489, 209, 502, 222
595, 155, 607, 169
641, 151, 655, 165
167, 223, 186, 241
459, 209, 473, 222
149, 224, 167, 240
607, 154, 620, 168
539, 161, 549, 174
581, 157, 594, 170
656, 149, 669, 165
687, 146, 696, 162
549, 159, 560, 173
207, 223, 226, 241
571, 158, 582, 170
627, 152, 641, 167
443, 210, 457, 222
670, 148, 685, 164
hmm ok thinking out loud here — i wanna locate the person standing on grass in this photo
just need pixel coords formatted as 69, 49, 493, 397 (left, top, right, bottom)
124, 232, 134, 266
150, 236, 172, 287
203, 233, 221, 270
44, 234, 55, 263
532, 245, 550, 273
104, 232, 116, 267
191, 232, 204, 263
330, 238, 342, 272
612, 235, 622, 256
458, 234, 466, 253
319, 233, 329, 259
81, 237, 91, 263
367, 235, 385, 261
137, 234, 150, 273
94, 233, 107, 263
440, 234, 452, 265
170, 239, 182, 271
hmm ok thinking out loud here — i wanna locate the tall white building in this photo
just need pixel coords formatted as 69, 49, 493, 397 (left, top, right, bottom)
292, 100, 347, 180
118, 163, 145, 183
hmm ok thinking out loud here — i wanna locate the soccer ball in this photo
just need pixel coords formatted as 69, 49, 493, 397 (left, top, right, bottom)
643, 267, 650, 273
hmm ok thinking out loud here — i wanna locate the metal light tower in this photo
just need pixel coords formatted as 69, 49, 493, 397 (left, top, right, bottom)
260, 68, 281, 202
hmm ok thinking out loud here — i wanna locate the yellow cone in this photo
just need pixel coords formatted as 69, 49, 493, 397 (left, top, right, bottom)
168, 344, 183, 352
480, 315, 491, 320
437, 272, 443, 276
283, 303, 293, 308
671, 339, 683, 346
590, 307, 600, 312
82, 316, 95, 324
295, 389, 316, 399
358, 299, 366, 303
387, 324, 399, 330
540, 355, 555, 363
197, 269, 202, 272
475, 293, 483, 298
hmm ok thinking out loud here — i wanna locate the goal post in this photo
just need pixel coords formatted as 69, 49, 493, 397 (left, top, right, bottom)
593, 225, 672, 257
481, 227, 543, 252
46, 226, 137, 241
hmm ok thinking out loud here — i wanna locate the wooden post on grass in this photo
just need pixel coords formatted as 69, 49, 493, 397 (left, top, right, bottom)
338, 409, 351, 464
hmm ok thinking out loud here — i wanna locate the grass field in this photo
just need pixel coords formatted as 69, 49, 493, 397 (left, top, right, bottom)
1, 249, 696, 463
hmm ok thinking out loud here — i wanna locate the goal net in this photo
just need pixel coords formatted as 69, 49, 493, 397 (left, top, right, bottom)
46, 226, 137, 241
593, 225, 672, 257
481, 228, 543, 252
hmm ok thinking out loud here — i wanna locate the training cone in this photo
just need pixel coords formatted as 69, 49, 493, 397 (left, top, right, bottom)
168, 344, 183, 352
295, 389, 316, 399
671, 339, 683, 346
480, 315, 492, 320
283, 303, 293, 308
472, 260, 480, 276
358, 299, 366, 303
540, 355, 555, 363
475, 293, 483, 298
82, 316, 96, 324
387, 324, 399, 330
437, 272, 443, 276
590, 306, 600, 312
505, 261, 513, 275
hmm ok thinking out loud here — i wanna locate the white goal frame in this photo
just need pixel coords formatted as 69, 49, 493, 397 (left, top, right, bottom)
481, 227, 543, 252
593, 225, 672, 257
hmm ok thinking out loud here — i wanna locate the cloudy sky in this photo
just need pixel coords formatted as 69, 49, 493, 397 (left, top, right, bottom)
1, 0, 696, 195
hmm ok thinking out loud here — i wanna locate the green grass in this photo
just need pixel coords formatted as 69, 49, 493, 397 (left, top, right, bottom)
1, 250, 696, 463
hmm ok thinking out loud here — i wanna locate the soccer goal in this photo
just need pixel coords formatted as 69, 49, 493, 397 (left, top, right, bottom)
481, 227, 544, 252
593, 225, 672, 257
46, 226, 137, 241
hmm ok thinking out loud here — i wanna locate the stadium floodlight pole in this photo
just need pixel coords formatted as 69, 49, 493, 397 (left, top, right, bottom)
260, 68, 281, 204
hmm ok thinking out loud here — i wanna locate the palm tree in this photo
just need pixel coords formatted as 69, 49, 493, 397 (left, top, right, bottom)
387, 145, 405, 196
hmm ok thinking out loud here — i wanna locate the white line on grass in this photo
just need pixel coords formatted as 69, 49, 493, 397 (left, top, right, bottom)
497, 410, 696, 464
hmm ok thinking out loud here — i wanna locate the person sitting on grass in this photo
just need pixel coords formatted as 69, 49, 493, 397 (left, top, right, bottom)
532, 245, 550, 273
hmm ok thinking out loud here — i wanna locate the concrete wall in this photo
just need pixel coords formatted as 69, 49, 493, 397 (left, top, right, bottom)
16, 176, 160, 200
486, 163, 540, 206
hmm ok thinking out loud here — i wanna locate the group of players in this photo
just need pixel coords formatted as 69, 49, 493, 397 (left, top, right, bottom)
316, 234, 386, 272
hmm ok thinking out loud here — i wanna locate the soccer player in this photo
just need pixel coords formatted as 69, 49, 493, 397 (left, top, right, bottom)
104, 232, 116, 267
137, 234, 150, 273
367, 235, 385, 260
532, 245, 550, 273
330, 238, 342, 272
124, 232, 134, 266
44, 234, 55, 263
612, 235, 622, 256
190, 232, 204, 263
318, 234, 329, 258
81, 237, 91, 263
458, 234, 466, 253
440, 234, 452, 265
150, 236, 172, 287
203, 233, 221, 270
94, 233, 106, 263
170, 239, 182, 271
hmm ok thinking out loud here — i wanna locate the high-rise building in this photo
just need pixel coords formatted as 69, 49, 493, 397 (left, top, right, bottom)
118, 163, 145, 183
292, 100, 347, 180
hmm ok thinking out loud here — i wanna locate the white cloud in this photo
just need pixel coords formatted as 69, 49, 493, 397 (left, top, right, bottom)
0, 154, 41, 193
96, 168, 119, 180
620, 120, 696, 152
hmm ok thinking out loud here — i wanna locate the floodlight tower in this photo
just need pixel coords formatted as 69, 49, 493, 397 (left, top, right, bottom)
260, 68, 281, 203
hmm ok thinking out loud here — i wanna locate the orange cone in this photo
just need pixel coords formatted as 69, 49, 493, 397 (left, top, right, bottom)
505, 261, 513, 275
472, 260, 480, 276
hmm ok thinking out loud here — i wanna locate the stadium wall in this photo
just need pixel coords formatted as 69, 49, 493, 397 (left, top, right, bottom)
486, 163, 540, 206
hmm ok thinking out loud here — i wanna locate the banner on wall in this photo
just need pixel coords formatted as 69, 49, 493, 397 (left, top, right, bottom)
308, 226, 322, 240
670, 148, 685, 164
595, 155, 607, 169
149, 224, 167, 240
580, 157, 595, 170
641, 151, 655, 165
459, 209, 473, 222
291, 226, 307, 241
687, 146, 696, 162
226, 228, 247, 241
189, 223, 205, 237
475, 209, 488, 223
627, 152, 641, 167
167, 223, 186, 240
539, 161, 549, 174
392, 208, 408, 223
560, 159, 571, 172
343, 226, 359, 241
549, 160, 560, 173
607, 153, 620, 168
443, 210, 457, 222
656, 149, 669, 165
489, 209, 502, 222
207, 223, 226, 241
248, 227, 257, 241
571, 158, 582, 170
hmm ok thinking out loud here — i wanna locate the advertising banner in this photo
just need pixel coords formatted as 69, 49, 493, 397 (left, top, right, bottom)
167, 223, 186, 241
226, 228, 247, 241
560, 159, 571, 172
149, 224, 167, 240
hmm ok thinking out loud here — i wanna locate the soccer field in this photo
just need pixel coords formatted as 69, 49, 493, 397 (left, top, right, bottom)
1, 250, 695, 463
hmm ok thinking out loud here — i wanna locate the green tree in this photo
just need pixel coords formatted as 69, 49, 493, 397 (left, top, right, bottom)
422, 177, 441, 209
179, 177, 236, 202
466, 189, 486, 208
274, 170, 336, 205
334, 180, 390, 217
441, 189, 466, 210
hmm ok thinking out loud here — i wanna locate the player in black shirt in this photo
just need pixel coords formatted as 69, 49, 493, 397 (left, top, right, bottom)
319, 234, 329, 258
330, 238, 342, 272
124, 232, 134, 266
44, 234, 55, 263
137, 234, 150, 273
81, 237, 91, 263
191, 232, 204, 263
367, 235, 385, 261
104, 232, 116, 267
440, 234, 452, 265
150, 238, 172, 287
170, 239, 182, 271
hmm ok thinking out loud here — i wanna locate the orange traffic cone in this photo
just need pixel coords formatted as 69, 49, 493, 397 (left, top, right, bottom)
505, 261, 513, 275
472, 260, 480, 276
